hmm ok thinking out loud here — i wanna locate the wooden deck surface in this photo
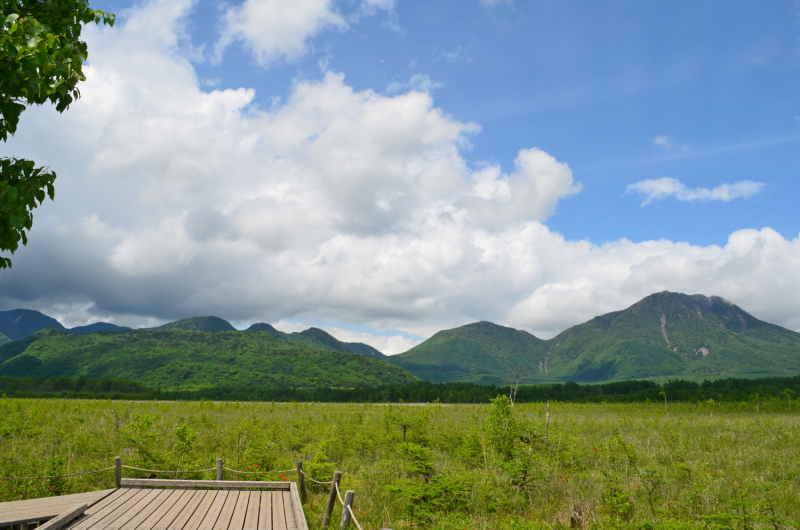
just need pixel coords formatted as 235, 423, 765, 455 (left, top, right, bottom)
0, 489, 115, 526
63, 486, 307, 530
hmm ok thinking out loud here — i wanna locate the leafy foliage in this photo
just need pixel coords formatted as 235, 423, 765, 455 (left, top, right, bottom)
0, 0, 113, 267
0, 328, 417, 389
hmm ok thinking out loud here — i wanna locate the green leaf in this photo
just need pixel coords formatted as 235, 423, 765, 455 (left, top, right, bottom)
4, 14, 19, 25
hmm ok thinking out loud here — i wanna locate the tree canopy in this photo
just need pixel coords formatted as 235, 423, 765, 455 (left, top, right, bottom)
0, 0, 113, 268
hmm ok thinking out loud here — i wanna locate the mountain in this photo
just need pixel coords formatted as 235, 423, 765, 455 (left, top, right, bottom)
246, 323, 386, 359
155, 316, 236, 332
0, 332, 10, 346
387, 321, 544, 384
68, 323, 132, 334
0, 309, 66, 340
0, 328, 415, 389
0, 309, 131, 339
388, 292, 800, 383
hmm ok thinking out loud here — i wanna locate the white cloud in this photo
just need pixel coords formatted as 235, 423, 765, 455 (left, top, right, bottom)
217, 0, 395, 65
653, 135, 673, 149
386, 74, 445, 94
627, 177, 765, 206
2, 0, 800, 357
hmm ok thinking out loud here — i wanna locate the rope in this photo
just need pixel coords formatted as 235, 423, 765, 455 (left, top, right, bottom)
224, 467, 297, 475
334, 482, 345, 506
0, 467, 114, 481
122, 465, 216, 474
346, 505, 364, 530
298, 469, 333, 485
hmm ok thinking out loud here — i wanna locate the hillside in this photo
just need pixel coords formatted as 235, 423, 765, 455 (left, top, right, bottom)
0, 309, 66, 340
387, 321, 544, 384
389, 292, 800, 383
246, 323, 385, 359
0, 309, 131, 339
155, 316, 235, 332
0, 329, 415, 389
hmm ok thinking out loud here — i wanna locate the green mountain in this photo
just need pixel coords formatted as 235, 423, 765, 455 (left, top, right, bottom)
388, 292, 800, 383
155, 316, 236, 332
0, 328, 415, 389
0, 332, 9, 346
246, 323, 386, 359
387, 321, 544, 384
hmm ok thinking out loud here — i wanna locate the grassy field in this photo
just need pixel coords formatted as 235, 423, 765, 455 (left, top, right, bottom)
0, 398, 797, 529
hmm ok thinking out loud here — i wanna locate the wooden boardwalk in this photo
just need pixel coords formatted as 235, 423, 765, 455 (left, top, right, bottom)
0, 489, 115, 527
0, 480, 308, 530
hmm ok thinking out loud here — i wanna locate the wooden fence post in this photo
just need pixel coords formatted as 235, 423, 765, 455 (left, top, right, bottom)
321, 471, 342, 528
216, 459, 224, 481
296, 460, 306, 503
114, 456, 122, 488
340, 490, 355, 530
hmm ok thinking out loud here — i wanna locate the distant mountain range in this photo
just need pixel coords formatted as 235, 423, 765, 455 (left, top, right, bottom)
2, 291, 798, 386
387, 292, 800, 383
0, 309, 131, 344
0, 311, 384, 358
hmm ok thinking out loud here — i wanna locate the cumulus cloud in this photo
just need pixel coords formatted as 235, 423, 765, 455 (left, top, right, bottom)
2, 0, 799, 355
217, 0, 395, 65
627, 177, 765, 206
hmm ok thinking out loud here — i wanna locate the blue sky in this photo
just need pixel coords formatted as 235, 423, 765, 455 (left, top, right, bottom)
93, 0, 799, 246
1, 0, 799, 352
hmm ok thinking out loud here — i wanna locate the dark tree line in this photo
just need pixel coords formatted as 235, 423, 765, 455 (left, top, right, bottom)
0, 375, 798, 405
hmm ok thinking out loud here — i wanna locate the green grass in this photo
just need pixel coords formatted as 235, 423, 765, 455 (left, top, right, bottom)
0, 398, 797, 529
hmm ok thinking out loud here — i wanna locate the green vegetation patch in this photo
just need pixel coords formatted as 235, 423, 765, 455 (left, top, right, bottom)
0, 329, 416, 390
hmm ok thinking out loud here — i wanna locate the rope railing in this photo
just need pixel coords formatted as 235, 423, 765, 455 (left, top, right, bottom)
0, 466, 115, 481
298, 469, 334, 485
122, 465, 217, 474
334, 481, 345, 506
346, 505, 365, 530
224, 467, 297, 475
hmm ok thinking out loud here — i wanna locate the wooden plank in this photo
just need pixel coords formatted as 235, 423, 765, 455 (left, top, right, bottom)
0, 489, 116, 523
282, 493, 296, 530
93, 488, 162, 530
197, 490, 228, 530
85, 491, 128, 515
134, 489, 188, 530
258, 491, 271, 530
241, 492, 260, 530
227, 489, 249, 530
35, 505, 86, 530
166, 491, 215, 530
120, 480, 289, 490
287, 483, 307, 530
212, 490, 239, 530
74, 489, 150, 530
64, 489, 141, 530
0, 491, 113, 512
118, 489, 174, 530
271, 492, 286, 530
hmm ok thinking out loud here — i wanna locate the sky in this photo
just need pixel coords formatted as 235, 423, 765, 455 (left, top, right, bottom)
1, 0, 800, 354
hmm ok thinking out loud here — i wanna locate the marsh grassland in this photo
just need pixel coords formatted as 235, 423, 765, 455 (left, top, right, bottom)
0, 398, 797, 530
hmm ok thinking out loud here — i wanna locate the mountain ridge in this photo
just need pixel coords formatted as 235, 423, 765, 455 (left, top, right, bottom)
388, 292, 800, 383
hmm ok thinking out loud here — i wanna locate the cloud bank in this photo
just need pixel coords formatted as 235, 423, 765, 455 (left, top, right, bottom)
627, 177, 765, 206
1, 0, 798, 354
